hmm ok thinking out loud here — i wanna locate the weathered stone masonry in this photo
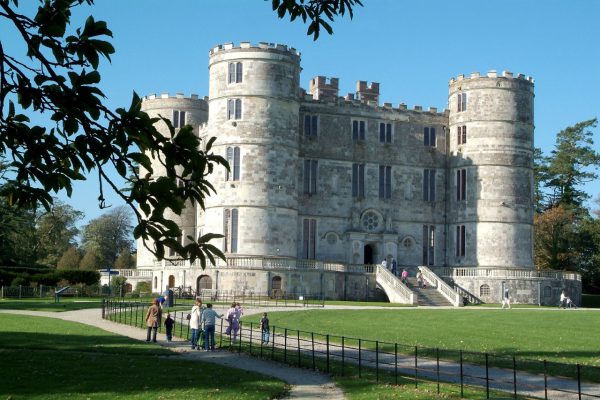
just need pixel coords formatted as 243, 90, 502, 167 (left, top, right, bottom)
134, 42, 581, 305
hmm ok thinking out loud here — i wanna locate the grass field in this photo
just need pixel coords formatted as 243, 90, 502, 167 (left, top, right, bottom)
0, 314, 287, 399
0, 298, 104, 311
249, 308, 600, 367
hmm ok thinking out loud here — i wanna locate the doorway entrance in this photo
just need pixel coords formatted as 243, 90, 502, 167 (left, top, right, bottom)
364, 244, 374, 264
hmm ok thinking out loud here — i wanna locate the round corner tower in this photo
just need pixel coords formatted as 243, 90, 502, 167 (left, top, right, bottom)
204, 42, 302, 258
447, 70, 535, 269
137, 94, 208, 267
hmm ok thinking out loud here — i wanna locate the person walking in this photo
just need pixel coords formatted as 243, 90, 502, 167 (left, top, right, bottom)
260, 312, 270, 344
226, 302, 242, 343
502, 288, 511, 309
189, 299, 203, 349
401, 269, 408, 284
164, 313, 175, 342
391, 258, 397, 276
145, 299, 161, 342
416, 270, 424, 289
201, 303, 223, 351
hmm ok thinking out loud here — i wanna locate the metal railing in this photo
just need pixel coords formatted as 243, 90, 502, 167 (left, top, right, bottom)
418, 266, 462, 307
104, 299, 600, 400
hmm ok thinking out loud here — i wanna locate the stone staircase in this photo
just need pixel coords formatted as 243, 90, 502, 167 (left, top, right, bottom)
405, 277, 454, 307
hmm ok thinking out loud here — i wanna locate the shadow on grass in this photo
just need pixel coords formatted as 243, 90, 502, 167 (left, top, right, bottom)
0, 300, 103, 312
0, 348, 285, 399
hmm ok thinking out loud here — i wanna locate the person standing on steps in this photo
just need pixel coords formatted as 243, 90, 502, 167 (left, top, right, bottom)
401, 269, 408, 284
189, 299, 203, 350
201, 303, 223, 351
391, 258, 397, 276
145, 299, 161, 342
502, 287, 511, 309
416, 270, 424, 289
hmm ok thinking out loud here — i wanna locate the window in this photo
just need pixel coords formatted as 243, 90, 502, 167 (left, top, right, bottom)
226, 147, 240, 181
457, 92, 467, 112
223, 208, 238, 253
172, 110, 186, 128
456, 169, 466, 201
352, 163, 365, 197
303, 159, 318, 194
228, 62, 242, 83
455, 225, 466, 257
422, 225, 435, 266
227, 98, 242, 120
424, 127, 436, 147
543, 286, 552, 298
423, 169, 436, 202
378, 165, 391, 199
457, 125, 467, 145
352, 120, 366, 141
480, 284, 490, 296
302, 218, 317, 259
304, 115, 318, 137
379, 122, 392, 143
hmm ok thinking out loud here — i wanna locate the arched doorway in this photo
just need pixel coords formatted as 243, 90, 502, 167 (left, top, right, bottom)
168, 275, 175, 288
197, 275, 212, 291
364, 244, 374, 264
271, 276, 282, 298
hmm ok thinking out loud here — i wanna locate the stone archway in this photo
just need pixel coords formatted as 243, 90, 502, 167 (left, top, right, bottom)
197, 275, 212, 291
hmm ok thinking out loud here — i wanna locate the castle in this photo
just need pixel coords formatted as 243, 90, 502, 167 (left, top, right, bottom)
132, 42, 581, 306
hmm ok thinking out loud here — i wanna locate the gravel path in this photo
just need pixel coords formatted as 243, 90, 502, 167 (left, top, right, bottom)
0, 308, 345, 400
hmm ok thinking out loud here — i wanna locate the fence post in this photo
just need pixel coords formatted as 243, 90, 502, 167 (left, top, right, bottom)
460, 350, 464, 398
101, 298, 106, 319
513, 356, 517, 399
395, 343, 399, 386
577, 363, 581, 400
341, 336, 345, 377
249, 322, 253, 355
297, 330, 301, 368
414, 346, 418, 388
19, 285, 22, 299
436, 348, 440, 394
238, 321, 242, 353
543, 360, 548, 400
284, 328, 288, 363
326, 334, 330, 373
311, 332, 315, 370
485, 353, 489, 399
272, 326, 276, 361
218, 318, 223, 348
358, 339, 362, 378
376, 340, 379, 382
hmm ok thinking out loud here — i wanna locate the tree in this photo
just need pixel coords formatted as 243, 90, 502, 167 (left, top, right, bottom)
541, 118, 600, 210
534, 205, 577, 270
114, 247, 136, 269
36, 201, 83, 266
79, 246, 102, 270
81, 206, 132, 268
57, 246, 81, 270
0, 196, 37, 265
0, 0, 360, 267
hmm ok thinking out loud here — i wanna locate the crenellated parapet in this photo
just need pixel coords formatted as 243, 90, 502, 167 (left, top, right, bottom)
449, 70, 534, 85
209, 41, 301, 61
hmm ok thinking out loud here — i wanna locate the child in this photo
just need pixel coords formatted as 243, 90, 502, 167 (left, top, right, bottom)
260, 312, 270, 344
164, 312, 175, 342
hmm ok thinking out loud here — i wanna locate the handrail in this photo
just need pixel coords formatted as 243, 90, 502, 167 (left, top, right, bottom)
418, 266, 462, 307
375, 265, 416, 304
435, 267, 581, 282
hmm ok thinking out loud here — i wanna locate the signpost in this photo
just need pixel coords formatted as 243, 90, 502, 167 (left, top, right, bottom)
101, 267, 119, 300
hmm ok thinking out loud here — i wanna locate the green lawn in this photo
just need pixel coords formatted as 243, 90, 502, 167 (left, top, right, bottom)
0, 298, 104, 311
0, 314, 286, 399
249, 308, 600, 367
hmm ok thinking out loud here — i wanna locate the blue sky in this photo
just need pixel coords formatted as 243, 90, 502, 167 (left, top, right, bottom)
3, 0, 600, 227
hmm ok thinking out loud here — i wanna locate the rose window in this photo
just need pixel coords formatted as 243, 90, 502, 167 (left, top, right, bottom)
361, 211, 381, 232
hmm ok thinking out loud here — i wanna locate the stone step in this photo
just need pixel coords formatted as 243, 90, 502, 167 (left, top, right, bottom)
405, 277, 453, 306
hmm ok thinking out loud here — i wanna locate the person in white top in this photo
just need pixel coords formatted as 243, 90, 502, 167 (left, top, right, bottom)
189, 299, 203, 350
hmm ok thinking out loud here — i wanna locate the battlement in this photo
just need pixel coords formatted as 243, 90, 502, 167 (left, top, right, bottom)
302, 95, 448, 117
309, 76, 339, 101
143, 93, 208, 102
209, 41, 301, 57
356, 81, 380, 103
449, 70, 534, 84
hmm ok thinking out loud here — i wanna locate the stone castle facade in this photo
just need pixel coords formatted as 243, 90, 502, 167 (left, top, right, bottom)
134, 42, 581, 305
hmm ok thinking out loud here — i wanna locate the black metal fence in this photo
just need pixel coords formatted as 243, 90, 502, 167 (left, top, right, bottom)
103, 299, 600, 399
